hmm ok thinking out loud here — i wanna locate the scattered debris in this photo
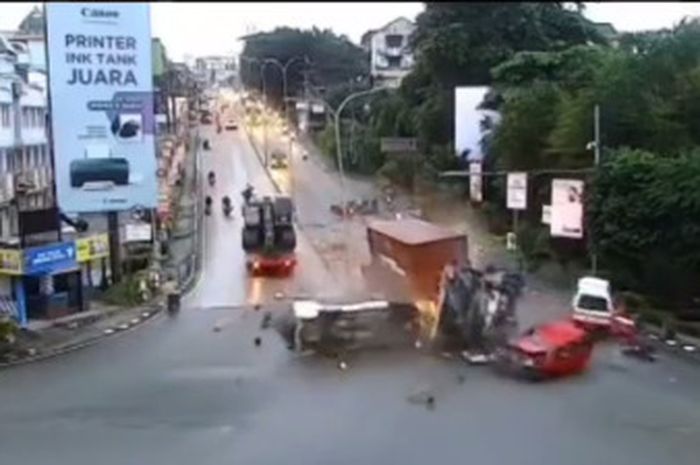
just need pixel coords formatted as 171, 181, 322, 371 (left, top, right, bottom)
407, 388, 434, 406
461, 351, 490, 365
213, 325, 222, 332
647, 333, 659, 340
254, 336, 262, 346
426, 395, 435, 409
260, 312, 272, 329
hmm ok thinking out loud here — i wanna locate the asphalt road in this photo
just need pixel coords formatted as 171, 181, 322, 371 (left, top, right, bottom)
1, 102, 700, 465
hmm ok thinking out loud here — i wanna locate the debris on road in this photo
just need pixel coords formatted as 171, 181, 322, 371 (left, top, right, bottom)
254, 336, 262, 347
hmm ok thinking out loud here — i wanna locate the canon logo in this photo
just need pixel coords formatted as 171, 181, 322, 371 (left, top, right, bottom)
81, 8, 120, 19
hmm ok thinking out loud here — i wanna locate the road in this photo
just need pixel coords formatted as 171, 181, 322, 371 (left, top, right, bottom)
1, 104, 700, 465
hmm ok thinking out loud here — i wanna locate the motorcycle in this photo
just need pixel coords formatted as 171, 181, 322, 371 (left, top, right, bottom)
222, 196, 233, 217
208, 171, 216, 187
205, 195, 212, 216
203, 139, 211, 151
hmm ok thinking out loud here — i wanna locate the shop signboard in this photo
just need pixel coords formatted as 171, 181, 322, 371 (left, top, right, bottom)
76, 234, 110, 262
23, 242, 77, 275
0, 249, 23, 275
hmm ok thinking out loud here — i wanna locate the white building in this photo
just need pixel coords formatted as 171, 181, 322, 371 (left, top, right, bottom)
194, 56, 237, 87
0, 33, 52, 243
361, 17, 416, 88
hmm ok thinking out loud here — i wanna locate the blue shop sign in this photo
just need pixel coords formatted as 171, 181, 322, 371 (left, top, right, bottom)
24, 242, 77, 275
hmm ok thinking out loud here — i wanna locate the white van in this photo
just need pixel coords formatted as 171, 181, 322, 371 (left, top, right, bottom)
571, 276, 614, 327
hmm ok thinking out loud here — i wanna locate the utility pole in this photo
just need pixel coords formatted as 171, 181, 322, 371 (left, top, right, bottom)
590, 104, 601, 275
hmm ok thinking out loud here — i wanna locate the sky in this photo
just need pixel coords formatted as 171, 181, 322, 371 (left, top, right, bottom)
3, 2, 700, 61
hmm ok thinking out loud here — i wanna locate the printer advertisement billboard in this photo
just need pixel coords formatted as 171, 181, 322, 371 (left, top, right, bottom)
46, 3, 157, 213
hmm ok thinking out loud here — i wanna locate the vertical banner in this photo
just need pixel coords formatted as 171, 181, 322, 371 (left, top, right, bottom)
550, 179, 584, 238
506, 172, 527, 210
469, 161, 483, 202
46, 3, 156, 213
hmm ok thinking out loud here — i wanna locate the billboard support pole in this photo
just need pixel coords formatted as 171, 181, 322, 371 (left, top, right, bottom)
107, 211, 121, 284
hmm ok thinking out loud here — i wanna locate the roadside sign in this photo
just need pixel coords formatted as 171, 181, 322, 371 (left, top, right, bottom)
550, 179, 584, 239
381, 137, 418, 153
125, 223, 153, 242
76, 234, 110, 262
507, 172, 527, 210
506, 232, 517, 251
24, 242, 77, 275
542, 205, 551, 225
469, 162, 483, 203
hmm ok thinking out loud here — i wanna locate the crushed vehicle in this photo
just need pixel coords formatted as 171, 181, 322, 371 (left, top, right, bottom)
241, 194, 297, 276
279, 300, 421, 356
494, 320, 593, 380
571, 276, 615, 330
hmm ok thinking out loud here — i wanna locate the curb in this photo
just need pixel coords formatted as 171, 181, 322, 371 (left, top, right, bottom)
0, 306, 164, 370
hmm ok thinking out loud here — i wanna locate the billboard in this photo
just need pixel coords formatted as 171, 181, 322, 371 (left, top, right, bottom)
454, 86, 500, 163
23, 242, 77, 276
506, 172, 527, 210
46, 3, 157, 213
76, 234, 110, 262
550, 179, 584, 239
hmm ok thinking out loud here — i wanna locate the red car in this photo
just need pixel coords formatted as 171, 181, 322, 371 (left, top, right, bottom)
495, 320, 593, 380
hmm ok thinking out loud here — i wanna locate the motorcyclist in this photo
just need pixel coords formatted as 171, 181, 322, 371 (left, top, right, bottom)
205, 195, 212, 215
203, 139, 210, 150
222, 195, 232, 217
242, 184, 254, 204
208, 171, 215, 186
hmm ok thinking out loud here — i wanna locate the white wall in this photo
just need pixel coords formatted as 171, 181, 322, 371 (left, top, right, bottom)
454, 86, 500, 162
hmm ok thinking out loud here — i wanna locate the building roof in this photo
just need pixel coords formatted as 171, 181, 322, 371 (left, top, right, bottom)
367, 218, 465, 246
361, 16, 415, 47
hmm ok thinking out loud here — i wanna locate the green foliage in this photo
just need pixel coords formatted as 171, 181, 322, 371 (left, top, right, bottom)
240, 27, 368, 109
589, 147, 700, 306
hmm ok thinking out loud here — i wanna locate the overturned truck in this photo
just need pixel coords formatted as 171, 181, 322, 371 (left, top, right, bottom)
279, 217, 524, 356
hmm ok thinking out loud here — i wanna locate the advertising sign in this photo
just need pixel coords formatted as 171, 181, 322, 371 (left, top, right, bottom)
76, 234, 110, 262
24, 242, 77, 275
46, 3, 157, 213
542, 205, 552, 225
0, 249, 23, 275
550, 179, 584, 239
125, 223, 152, 242
506, 172, 527, 210
469, 162, 483, 203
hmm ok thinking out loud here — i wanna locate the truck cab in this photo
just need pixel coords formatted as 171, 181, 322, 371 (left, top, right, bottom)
571, 276, 614, 328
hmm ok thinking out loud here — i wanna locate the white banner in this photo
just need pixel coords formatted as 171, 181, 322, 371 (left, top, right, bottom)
550, 179, 584, 238
507, 172, 527, 210
125, 223, 152, 242
469, 162, 482, 202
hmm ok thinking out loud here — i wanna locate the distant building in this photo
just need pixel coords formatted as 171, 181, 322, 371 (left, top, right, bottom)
194, 56, 237, 87
361, 17, 416, 88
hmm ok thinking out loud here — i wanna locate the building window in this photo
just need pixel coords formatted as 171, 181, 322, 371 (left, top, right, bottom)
387, 55, 402, 68
0, 104, 10, 127
385, 34, 404, 48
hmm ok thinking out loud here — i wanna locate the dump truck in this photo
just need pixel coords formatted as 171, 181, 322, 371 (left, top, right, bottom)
241, 194, 297, 276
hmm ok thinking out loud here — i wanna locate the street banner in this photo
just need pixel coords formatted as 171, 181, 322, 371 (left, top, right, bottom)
550, 179, 584, 239
46, 3, 157, 213
469, 162, 483, 202
76, 234, 110, 262
506, 172, 527, 210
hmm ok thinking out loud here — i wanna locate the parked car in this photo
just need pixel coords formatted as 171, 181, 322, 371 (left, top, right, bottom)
224, 118, 238, 130
494, 320, 593, 380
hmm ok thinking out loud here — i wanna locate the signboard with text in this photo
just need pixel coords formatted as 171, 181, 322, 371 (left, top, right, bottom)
23, 242, 77, 275
507, 172, 527, 210
0, 249, 23, 275
469, 162, 483, 203
550, 179, 584, 239
46, 3, 157, 213
380, 137, 418, 153
76, 234, 110, 262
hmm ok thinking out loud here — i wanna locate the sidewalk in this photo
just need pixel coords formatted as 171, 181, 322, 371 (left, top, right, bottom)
1, 300, 162, 366
163, 131, 202, 293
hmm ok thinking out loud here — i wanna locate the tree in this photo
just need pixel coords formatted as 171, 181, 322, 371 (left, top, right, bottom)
240, 27, 369, 109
